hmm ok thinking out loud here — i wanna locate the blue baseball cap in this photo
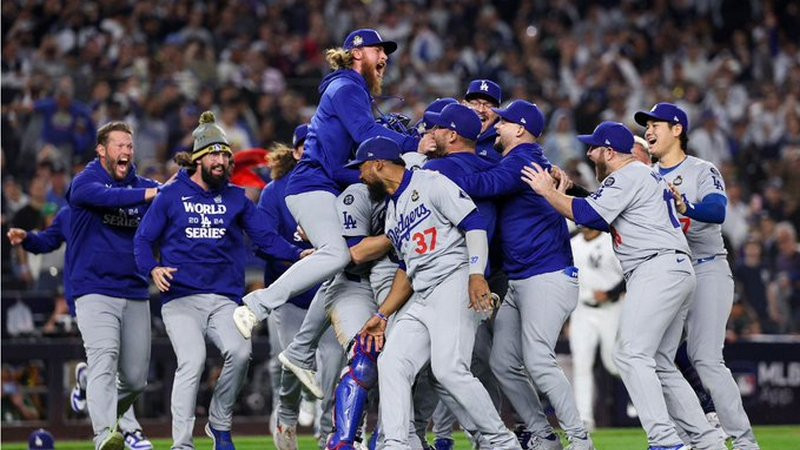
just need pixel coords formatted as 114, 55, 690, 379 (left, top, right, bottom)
28, 429, 55, 450
464, 79, 502, 106
415, 97, 458, 134
343, 29, 397, 55
344, 136, 404, 168
292, 124, 309, 148
423, 103, 482, 141
491, 100, 545, 137
634, 102, 690, 132
577, 121, 634, 154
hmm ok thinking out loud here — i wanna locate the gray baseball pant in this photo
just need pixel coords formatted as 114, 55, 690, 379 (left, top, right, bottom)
162, 294, 252, 449
377, 268, 520, 450
268, 314, 282, 412
431, 319, 502, 440
686, 258, 758, 449
243, 191, 351, 320
614, 254, 723, 449
490, 269, 586, 440
75, 294, 151, 449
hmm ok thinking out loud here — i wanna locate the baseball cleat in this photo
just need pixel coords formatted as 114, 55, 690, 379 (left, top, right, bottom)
298, 397, 317, 427
433, 438, 454, 450
123, 430, 153, 450
205, 423, 235, 450
70, 362, 89, 413
278, 351, 323, 399
99, 430, 125, 450
565, 433, 594, 449
233, 305, 257, 339
273, 422, 298, 450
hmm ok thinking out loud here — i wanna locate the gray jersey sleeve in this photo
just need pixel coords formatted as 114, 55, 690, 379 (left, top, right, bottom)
337, 185, 373, 238
696, 161, 726, 200
585, 172, 639, 225
427, 173, 478, 228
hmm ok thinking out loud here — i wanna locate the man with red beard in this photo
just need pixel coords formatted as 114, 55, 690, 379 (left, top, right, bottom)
234, 29, 419, 339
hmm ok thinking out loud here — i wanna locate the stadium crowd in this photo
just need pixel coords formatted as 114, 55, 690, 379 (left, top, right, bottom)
2, 0, 799, 341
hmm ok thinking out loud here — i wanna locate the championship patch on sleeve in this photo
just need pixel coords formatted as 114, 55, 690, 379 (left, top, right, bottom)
343, 194, 354, 205
603, 176, 616, 187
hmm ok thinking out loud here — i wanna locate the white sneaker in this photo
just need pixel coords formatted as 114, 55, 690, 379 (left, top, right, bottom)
298, 397, 317, 427
273, 423, 298, 450
233, 305, 258, 339
123, 430, 153, 450
278, 351, 323, 399
99, 430, 125, 450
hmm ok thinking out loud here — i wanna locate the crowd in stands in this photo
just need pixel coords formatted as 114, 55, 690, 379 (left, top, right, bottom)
2, 0, 799, 345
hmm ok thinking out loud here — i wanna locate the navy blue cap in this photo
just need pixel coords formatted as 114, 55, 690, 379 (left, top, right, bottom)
292, 124, 309, 148
344, 136, 404, 168
415, 98, 458, 134
343, 29, 397, 55
491, 100, 545, 137
634, 102, 690, 132
464, 79, 502, 106
577, 121, 634, 154
423, 103, 482, 141
28, 429, 55, 450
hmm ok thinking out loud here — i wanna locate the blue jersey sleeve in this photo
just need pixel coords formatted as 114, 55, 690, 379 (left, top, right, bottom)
331, 84, 419, 152
457, 209, 487, 233
70, 178, 150, 208
241, 199, 303, 262
133, 192, 170, 275
456, 153, 526, 199
683, 193, 727, 224
22, 207, 68, 253
572, 198, 611, 232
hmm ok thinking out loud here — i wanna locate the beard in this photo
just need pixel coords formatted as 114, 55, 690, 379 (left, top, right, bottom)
493, 136, 505, 153
594, 158, 609, 182
201, 163, 230, 190
105, 155, 131, 181
366, 179, 388, 203
361, 60, 383, 96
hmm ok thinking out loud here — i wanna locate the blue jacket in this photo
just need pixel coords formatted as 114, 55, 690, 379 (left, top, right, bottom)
67, 159, 158, 300
457, 143, 573, 279
286, 69, 419, 196
257, 173, 319, 309
21, 206, 77, 315
476, 126, 502, 163
134, 170, 302, 304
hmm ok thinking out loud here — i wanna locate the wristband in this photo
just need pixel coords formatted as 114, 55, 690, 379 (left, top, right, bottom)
375, 311, 388, 322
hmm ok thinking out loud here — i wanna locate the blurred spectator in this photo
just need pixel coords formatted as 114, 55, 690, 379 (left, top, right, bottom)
735, 240, 778, 333
690, 111, 731, 169
1, 364, 41, 421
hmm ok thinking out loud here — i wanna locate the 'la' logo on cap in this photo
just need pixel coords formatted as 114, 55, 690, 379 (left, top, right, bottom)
353, 35, 363, 46
480, 81, 489, 91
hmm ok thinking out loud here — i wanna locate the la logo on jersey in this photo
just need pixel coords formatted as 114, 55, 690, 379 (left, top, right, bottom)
480, 81, 489, 91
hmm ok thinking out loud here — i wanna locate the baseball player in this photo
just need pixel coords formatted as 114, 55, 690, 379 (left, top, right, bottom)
521, 120, 724, 450
636, 103, 759, 449
463, 79, 503, 163
66, 121, 160, 450
233, 28, 419, 338
7, 208, 153, 450
569, 227, 624, 431
455, 100, 592, 450
418, 103, 503, 449
133, 111, 305, 450
352, 138, 521, 450
259, 128, 345, 450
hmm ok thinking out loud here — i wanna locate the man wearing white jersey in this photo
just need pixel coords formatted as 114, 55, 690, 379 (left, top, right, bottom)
352, 137, 521, 450
637, 102, 759, 450
569, 227, 624, 431
521, 121, 724, 450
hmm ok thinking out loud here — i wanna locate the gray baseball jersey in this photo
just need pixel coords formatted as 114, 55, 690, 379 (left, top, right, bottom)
659, 157, 758, 448
337, 184, 386, 278
585, 161, 690, 273
657, 156, 727, 260
385, 170, 477, 294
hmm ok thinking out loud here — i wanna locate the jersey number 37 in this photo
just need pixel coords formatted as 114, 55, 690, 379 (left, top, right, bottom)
413, 227, 438, 254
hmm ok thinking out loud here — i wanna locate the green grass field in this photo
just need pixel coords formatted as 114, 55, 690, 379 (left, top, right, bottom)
3, 426, 799, 449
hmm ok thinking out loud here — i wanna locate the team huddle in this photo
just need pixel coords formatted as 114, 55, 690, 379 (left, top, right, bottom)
8, 28, 761, 450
